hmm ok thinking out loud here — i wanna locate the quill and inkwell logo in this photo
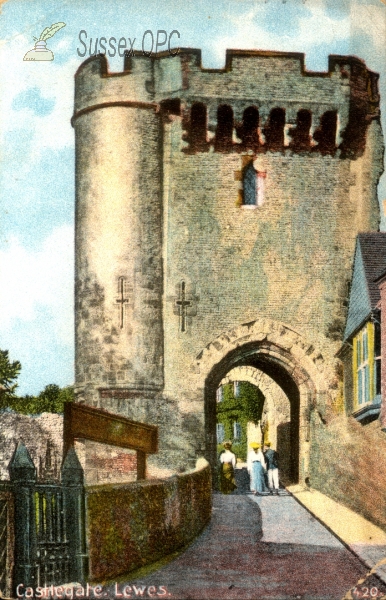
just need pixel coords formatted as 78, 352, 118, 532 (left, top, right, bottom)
23, 22, 66, 61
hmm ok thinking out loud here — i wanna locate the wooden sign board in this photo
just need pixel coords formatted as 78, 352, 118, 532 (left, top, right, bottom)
63, 402, 158, 457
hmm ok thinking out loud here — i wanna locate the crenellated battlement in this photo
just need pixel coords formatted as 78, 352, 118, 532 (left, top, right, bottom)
73, 48, 380, 158
74, 47, 378, 84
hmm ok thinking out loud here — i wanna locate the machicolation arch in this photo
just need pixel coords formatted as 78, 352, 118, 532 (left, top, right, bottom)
180, 102, 369, 156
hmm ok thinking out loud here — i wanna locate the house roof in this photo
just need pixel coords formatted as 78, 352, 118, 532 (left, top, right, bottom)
344, 232, 386, 341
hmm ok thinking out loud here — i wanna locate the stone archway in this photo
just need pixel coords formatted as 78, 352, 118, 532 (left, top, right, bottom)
194, 318, 333, 485
220, 366, 292, 482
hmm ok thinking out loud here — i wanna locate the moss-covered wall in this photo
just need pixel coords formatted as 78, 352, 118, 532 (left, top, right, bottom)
86, 460, 211, 581
309, 415, 386, 531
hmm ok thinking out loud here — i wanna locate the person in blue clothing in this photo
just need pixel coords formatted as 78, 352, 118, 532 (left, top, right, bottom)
247, 442, 269, 495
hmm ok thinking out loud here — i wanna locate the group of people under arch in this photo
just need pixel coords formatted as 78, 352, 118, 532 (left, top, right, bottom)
219, 440, 280, 495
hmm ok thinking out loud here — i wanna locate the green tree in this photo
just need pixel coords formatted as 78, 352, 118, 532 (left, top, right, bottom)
0, 350, 21, 409
4, 386, 74, 414
37, 384, 74, 413
0, 349, 74, 414
9, 394, 36, 414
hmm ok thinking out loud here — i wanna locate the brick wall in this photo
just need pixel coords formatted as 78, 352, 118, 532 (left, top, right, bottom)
81, 441, 138, 485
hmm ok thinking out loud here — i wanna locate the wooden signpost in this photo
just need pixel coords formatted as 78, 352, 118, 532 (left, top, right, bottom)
63, 403, 158, 480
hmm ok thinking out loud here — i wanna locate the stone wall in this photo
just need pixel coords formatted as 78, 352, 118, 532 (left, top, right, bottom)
74, 103, 164, 400
163, 120, 382, 404
0, 412, 63, 480
86, 459, 211, 580
310, 414, 386, 531
74, 51, 377, 132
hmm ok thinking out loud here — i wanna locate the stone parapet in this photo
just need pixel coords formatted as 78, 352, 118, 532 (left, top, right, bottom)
86, 458, 211, 580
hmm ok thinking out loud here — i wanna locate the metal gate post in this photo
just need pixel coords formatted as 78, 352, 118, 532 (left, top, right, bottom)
8, 443, 37, 590
61, 448, 88, 582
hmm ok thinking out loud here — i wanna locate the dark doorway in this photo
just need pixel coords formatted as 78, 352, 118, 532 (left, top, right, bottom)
205, 342, 300, 488
276, 422, 292, 486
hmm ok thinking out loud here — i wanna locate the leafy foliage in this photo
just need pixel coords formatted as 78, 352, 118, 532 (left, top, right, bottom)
0, 349, 21, 398
216, 381, 265, 460
243, 383, 265, 425
0, 350, 74, 415
5, 385, 74, 415
0, 349, 73, 414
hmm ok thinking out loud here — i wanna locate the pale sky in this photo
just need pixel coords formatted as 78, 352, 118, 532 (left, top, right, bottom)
1, 0, 385, 395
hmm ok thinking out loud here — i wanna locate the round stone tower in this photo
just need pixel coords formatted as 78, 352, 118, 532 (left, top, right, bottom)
73, 54, 164, 412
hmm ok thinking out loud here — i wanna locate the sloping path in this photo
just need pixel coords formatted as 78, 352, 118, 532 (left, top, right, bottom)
111, 492, 386, 600
289, 485, 386, 584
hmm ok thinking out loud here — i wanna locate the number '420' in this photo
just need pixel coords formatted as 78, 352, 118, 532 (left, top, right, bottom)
352, 586, 381, 598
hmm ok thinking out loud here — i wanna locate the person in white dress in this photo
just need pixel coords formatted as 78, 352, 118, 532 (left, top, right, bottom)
247, 442, 269, 495
219, 441, 237, 494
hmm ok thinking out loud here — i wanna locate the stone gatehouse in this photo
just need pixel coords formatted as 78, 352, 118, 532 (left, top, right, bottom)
72, 49, 383, 482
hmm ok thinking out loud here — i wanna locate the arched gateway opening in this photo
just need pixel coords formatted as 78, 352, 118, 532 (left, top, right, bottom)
216, 367, 295, 485
205, 342, 300, 485
196, 319, 331, 488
